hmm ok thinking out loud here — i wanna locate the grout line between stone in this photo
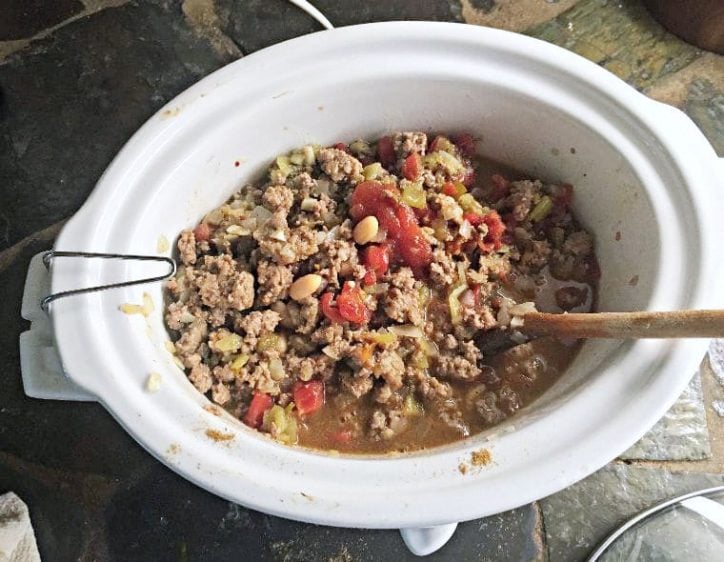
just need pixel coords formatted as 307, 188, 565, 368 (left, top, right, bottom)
0, 0, 129, 63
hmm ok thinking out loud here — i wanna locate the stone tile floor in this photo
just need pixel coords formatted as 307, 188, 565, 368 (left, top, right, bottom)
1, 0, 722, 560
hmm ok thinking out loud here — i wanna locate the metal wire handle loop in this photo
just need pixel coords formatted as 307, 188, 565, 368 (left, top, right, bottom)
40, 251, 177, 313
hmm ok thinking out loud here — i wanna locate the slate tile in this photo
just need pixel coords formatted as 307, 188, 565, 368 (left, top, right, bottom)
0, 0, 83, 41
620, 371, 711, 461
528, 0, 701, 90
0, 0, 227, 252
542, 464, 724, 561
106, 459, 543, 562
215, 0, 463, 55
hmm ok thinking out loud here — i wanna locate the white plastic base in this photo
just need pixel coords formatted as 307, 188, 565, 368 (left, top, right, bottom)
19, 253, 95, 401
400, 524, 458, 556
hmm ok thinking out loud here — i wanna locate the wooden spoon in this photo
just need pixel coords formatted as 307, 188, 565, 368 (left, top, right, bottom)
521, 310, 724, 339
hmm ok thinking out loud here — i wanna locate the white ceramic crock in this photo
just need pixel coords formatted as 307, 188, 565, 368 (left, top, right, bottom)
29, 22, 724, 538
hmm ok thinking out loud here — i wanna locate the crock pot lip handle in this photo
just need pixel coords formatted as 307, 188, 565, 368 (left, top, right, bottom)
19, 252, 98, 401
399, 523, 459, 556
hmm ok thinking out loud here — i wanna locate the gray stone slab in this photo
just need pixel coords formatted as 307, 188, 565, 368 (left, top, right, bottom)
0, 1, 228, 252
542, 464, 724, 562
108, 458, 544, 562
216, 0, 463, 55
620, 371, 711, 461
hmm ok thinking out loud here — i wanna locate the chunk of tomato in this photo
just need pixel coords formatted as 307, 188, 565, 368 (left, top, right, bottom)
320, 292, 345, 323
452, 133, 476, 157
399, 232, 433, 277
243, 392, 273, 429
479, 210, 506, 253
377, 136, 396, 168
337, 282, 371, 324
293, 380, 325, 416
402, 153, 422, 180
362, 245, 390, 277
193, 223, 211, 242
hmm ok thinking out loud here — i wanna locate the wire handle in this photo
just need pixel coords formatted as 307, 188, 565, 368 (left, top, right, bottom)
40, 251, 177, 313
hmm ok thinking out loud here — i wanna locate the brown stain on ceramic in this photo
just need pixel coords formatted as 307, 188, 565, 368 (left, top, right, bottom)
204, 404, 223, 417
205, 429, 235, 442
167, 443, 181, 455
471, 448, 492, 466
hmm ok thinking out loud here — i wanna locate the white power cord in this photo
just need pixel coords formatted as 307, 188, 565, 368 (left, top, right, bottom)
287, 0, 334, 30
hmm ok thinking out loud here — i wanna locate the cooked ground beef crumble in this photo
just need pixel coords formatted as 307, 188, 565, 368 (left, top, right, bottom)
165, 132, 598, 453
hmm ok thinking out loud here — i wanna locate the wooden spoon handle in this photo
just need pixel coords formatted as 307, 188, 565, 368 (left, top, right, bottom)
521, 310, 724, 339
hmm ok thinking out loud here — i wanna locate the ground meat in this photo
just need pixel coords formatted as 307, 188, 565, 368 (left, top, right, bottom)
174, 319, 207, 359
313, 237, 364, 286
505, 180, 542, 222
429, 193, 463, 223
296, 297, 320, 334
255, 260, 293, 305
429, 246, 458, 286
286, 354, 335, 382
211, 381, 231, 405
186, 354, 212, 394
191, 254, 255, 316
262, 184, 295, 214
234, 310, 281, 344
317, 148, 363, 184
369, 407, 408, 440
178, 229, 197, 265
372, 349, 405, 389
555, 286, 588, 311
341, 370, 374, 397
166, 132, 599, 453
384, 267, 425, 325
518, 239, 552, 273
562, 230, 593, 257
434, 354, 481, 381
393, 131, 427, 158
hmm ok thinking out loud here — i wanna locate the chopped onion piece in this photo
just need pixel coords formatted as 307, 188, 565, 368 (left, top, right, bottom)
145, 372, 162, 393
510, 330, 528, 344
364, 283, 389, 295
459, 220, 472, 239
460, 289, 475, 307
269, 358, 285, 381
322, 345, 340, 360
371, 227, 387, 243
301, 197, 318, 211
510, 301, 537, 316
388, 325, 424, 338
251, 205, 272, 221
269, 229, 287, 242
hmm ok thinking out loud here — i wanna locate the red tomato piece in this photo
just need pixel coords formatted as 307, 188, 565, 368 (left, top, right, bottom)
399, 232, 433, 277
293, 380, 325, 416
479, 210, 506, 253
320, 292, 345, 323
337, 282, 371, 324
490, 174, 510, 201
193, 223, 211, 242
351, 182, 432, 277
377, 136, 396, 168
442, 182, 458, 197
362, 245, 390, 277
554, 183, 574, 208
331, 428, 354, 444
461, 167, 476, 187
402, 153, 422, 180
452, 133, 476, 157
463, 212, 484, 226
363, 270, 377, 286
428, 135, 444, 152
243, 392, 273, 429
